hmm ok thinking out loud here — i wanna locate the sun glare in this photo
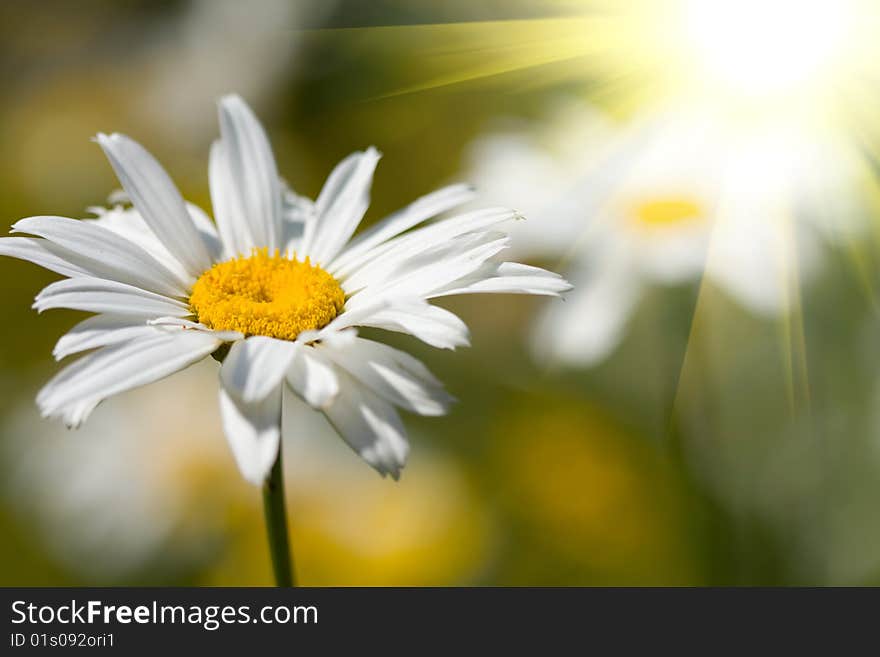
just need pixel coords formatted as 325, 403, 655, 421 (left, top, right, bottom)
682, 0, 852, 99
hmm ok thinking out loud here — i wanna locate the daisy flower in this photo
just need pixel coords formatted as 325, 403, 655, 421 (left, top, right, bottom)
136, 0, 337, 140
467, 101, 871, 366
0, 94, 570, 488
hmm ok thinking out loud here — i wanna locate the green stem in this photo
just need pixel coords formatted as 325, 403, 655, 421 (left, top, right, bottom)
262, 445, 295, 586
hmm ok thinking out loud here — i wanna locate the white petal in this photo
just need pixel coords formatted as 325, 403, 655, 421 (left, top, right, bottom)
185, 202, 224, 263
312, 299, 391, 336
56, 400, 101, 429
220, 336, 297, 403
532, 255, 641, 366
321, 337, 453, 416
281, 186, 314, 254
219, 384, 282, 485
12, 215, 189, 297
431, 261, 573, 297
209, 140, 252, 258
37, 330, 221, 427
329, 183, 476, 273
147, 316, 244, 341
96, 132, 213, 277
705, 203, 802, 315
53, 315, 155, 361
344, 231, 510, 305
285, 345, 339, 409
337, 207, 516, 288
322, 372, 409, 479
357, 300, 470, 350
297, 152, 358, 254
216, 94, 281, 251
0, 237, 91, 278
318, 327, 359, 348
303, 147, 381, 266
85, 205, 192, 284
33, 277, 191, 317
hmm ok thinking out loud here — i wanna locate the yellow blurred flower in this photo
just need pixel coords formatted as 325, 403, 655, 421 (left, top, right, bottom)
494, 396, 701, 584
206, 443, 491, 586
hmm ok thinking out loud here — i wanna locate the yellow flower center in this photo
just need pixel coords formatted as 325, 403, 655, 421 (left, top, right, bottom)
190, 249, 345, 341
630, 197, 704, 229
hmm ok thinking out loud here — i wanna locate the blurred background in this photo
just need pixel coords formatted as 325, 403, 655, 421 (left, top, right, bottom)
1, 0, 880, 585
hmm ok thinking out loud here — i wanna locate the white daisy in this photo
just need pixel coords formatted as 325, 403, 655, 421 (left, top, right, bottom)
136, 0, 336, 140
1, 361, 489, 584
468, 101, 871, 366
0, 94, 570, 485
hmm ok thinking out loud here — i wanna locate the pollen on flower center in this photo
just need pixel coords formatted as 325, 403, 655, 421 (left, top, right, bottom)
190, 249, 345, 341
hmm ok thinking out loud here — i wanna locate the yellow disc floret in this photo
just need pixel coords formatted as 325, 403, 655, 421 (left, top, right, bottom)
630, 196, 704, 230
190, 249, 345, 341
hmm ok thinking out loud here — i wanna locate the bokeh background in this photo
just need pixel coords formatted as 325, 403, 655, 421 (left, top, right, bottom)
2, 0, 880, 585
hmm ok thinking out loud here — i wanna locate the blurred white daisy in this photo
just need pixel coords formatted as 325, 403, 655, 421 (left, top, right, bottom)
135, 0, 337, 140
1, 363, 236, 579
1, 363, 490, 583
468, 101, 872, 366
0, 95, 569, 484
